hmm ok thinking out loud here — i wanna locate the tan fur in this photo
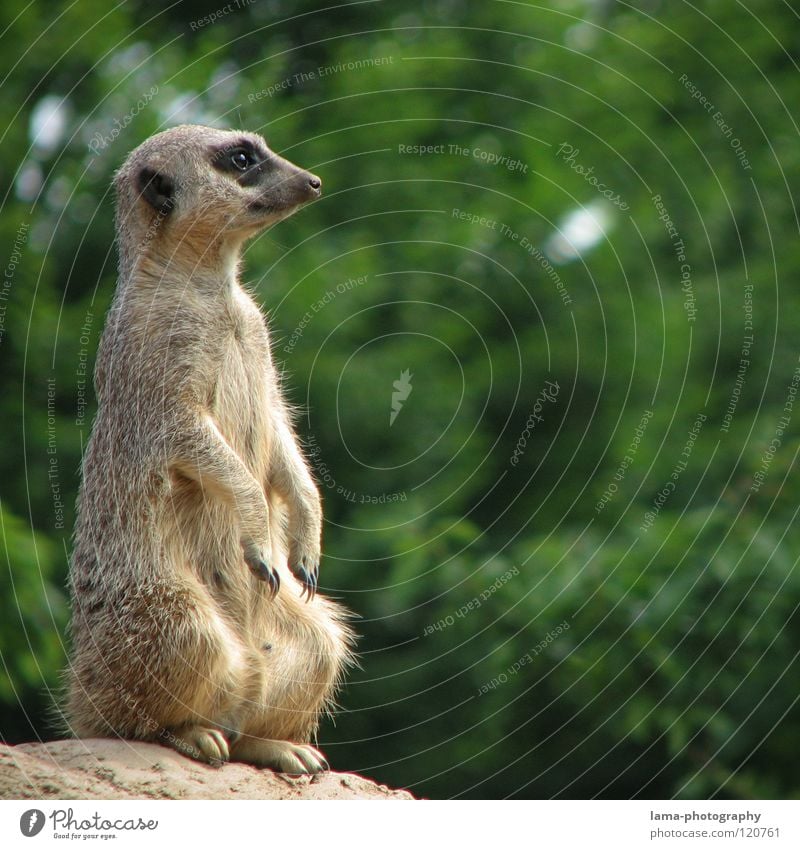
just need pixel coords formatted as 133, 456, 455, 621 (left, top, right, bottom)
65, 125, 354, 773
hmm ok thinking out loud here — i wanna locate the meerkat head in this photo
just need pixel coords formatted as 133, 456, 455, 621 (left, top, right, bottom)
114, 124, 321, 266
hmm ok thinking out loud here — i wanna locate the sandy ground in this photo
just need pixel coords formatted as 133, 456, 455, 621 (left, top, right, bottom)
0, 739, 414, 800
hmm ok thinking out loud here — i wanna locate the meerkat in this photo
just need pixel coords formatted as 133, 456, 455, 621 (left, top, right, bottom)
65, 124, 354, 774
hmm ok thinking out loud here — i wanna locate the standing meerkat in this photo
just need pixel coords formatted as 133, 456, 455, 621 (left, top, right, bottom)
66, 124, 353, 773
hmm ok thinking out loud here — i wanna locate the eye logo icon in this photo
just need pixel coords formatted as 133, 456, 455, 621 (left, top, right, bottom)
20, 809, 45, 837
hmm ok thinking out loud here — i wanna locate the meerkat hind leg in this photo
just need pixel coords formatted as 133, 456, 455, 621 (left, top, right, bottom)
163, 725, 231, 766
232, 737, 329, 774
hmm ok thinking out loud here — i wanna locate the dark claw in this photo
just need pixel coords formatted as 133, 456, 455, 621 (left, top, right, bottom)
296, 561, 318, 601
246, 556, 280, 598
297, 566, 310, 598
267, 567, 280, 598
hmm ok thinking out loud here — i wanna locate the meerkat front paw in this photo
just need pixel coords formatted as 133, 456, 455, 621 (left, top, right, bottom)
242, 540, 280, 597
286, 493, 322, 599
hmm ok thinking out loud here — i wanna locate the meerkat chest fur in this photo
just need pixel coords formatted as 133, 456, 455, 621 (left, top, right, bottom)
211, 283, 276, 479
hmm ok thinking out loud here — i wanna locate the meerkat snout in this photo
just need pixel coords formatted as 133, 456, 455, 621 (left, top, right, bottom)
273, 164, 321, 206
266, 159, 322, 207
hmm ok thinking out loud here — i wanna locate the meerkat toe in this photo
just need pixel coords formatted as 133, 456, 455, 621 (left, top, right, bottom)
291, 743, 329, 773
282, 743, 330, 775
284, 753, 310, 775
205, 728, 231, 762
165, 726, 231, 766
277, 744, 326, 775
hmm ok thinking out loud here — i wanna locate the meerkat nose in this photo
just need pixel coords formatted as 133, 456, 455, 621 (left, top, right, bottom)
308, 175, 322, 194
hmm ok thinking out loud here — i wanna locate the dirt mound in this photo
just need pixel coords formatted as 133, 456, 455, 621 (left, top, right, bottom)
0, 739, 414, 800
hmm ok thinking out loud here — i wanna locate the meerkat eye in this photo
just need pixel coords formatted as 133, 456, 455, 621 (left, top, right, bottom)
231, 150, 252, 171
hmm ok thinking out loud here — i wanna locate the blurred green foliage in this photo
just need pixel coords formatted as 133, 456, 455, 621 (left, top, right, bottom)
1, 0, 799, 799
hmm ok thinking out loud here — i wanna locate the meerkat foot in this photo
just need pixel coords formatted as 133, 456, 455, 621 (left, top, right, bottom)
162, 725, 230, 766
243, 546, 280, 597
231, 737, 329, 774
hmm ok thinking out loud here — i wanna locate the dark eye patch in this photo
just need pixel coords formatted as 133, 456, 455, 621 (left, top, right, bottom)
210, 138, 272, 185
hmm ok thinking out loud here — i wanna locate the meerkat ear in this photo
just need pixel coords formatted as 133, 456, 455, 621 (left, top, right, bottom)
137, 166, 175, 214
